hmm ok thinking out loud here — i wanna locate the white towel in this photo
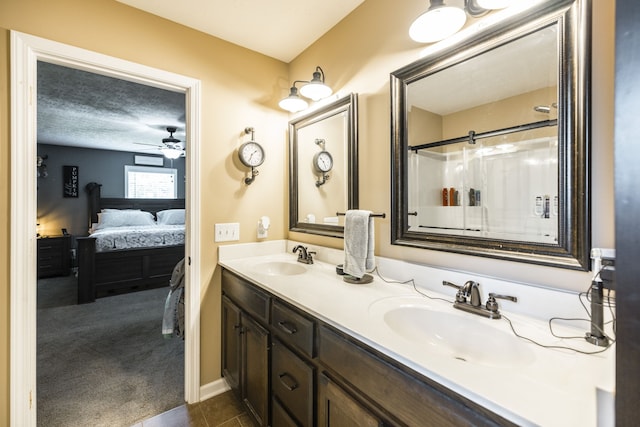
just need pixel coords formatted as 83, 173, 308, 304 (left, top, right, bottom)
343, 210, 375, 279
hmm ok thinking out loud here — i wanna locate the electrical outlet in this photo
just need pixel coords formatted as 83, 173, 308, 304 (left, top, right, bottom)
215, 222, 240, 242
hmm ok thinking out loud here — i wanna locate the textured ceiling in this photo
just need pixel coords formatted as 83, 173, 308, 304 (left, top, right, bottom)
37, 61, 186, 155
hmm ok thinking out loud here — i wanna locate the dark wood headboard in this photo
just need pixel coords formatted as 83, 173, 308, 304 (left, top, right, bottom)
85, 182, 185, 225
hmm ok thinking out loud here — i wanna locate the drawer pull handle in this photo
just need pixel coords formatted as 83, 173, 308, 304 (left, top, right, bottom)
277, 321, 297, 335
278, 373, 298, 391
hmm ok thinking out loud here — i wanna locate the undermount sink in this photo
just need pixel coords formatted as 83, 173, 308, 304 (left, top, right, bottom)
252, 261, 307, 276
369, 296, 535, 368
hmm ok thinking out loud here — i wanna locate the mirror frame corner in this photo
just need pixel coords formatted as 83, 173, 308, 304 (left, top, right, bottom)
390, 0, 591, 271
289, 93, 359, 238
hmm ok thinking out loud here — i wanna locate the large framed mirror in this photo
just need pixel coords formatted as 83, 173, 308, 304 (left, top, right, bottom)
289, 93, 358, 237
391, 0, 590, 270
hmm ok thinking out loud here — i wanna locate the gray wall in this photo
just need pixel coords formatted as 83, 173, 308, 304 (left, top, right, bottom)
37, 143, 185, 237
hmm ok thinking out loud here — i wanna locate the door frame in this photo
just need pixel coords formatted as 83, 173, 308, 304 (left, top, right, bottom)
10, 31, 202, 427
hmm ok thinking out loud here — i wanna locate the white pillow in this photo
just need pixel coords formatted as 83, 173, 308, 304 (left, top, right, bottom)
94, 209, 156, 230
156, 209, 185, 225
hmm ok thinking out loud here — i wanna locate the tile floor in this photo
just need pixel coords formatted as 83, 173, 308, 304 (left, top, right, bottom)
133, 391, 257, 427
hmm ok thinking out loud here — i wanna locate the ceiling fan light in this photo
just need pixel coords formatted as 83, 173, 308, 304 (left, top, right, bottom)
409, 2, 467, 43
161, 147, 183, 159
279, 86, 309, 113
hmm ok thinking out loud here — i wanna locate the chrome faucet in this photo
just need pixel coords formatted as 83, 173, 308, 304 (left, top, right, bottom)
462, 280, 481, 307
443, 280, 517, 319
292, 245, 315, 264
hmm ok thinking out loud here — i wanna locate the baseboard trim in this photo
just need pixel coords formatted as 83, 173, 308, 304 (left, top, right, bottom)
199, 377, 231, 402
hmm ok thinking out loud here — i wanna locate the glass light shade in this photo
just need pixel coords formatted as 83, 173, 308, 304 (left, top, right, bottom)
279, 87, 309, 112
409, 5, 467, 43
299, 81, 332, 101
475, 0, 514, 9
161, 147, 183, 159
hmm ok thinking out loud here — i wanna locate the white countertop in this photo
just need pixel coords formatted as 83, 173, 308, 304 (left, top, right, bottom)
218, 240, 615, 427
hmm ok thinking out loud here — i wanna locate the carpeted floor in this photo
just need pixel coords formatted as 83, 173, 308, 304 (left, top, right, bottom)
37, 275, 185, 427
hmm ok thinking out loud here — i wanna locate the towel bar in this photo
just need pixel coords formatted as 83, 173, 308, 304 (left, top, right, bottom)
336, 211, 386, 218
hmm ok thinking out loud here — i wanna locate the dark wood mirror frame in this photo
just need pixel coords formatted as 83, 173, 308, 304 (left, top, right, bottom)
289, 93, 359, 238
391, 0, 591, 270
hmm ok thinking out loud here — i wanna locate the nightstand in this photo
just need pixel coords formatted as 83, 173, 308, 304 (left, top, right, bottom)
37, 235, 71, 278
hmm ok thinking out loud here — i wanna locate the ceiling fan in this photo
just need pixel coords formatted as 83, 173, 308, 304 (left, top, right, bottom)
135, 126, 185, 159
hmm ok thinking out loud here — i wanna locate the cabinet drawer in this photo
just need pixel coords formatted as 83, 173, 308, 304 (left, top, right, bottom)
222, 269, 270, 323
38, 253, 63, 264
272, 300, 315, 358
272, 339, 314, 427
38, 240, 65, 252
272, 397, 302, 427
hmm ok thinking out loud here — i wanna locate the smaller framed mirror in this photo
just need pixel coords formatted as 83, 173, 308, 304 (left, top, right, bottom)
289, 93, 358, 238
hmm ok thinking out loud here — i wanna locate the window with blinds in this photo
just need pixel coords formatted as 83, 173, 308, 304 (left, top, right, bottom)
125, 165, 178, 199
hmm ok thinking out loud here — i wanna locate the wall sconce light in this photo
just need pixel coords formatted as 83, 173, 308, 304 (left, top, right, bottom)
279, 66, 332, 113
279, 83, 309, 113
409, 0, 514, 43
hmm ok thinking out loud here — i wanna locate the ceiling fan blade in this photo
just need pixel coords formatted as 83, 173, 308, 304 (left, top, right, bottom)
133, 141, 164, 147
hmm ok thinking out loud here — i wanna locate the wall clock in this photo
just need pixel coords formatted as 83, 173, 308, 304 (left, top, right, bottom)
313, 150, 333, 173
239, 127, 264, 185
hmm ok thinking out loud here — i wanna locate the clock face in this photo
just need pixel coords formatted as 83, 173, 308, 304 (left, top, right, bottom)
314, 151, 333, 173
239, 141, 265, 167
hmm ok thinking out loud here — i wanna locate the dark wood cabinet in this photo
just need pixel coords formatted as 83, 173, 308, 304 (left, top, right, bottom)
37, 235, 71, 278
318, 373, 383, 427
221, 268, 515, 427
222, 270, 270, 427
221, 296, 242, 394
243, 313, 270, 425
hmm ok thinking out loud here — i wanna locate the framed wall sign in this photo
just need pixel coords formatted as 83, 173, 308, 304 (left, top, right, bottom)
63, 165, 79, 198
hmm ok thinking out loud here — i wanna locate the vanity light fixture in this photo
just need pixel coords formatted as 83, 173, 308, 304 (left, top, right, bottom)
299, 66, 332, 101
279, 82, 309, 113
409, 0, 514, 43
279, 66, 332, 112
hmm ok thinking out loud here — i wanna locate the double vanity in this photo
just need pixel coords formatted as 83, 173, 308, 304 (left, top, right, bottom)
218, 240, 615, 427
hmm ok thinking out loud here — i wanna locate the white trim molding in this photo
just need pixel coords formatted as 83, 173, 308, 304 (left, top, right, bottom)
199, 378, 231, 402
10, 31, 203, 427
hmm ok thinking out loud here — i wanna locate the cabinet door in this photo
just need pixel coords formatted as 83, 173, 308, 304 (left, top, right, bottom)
318, 373, 382, 427
222, 296, 242, 396
243, 313, 270, 426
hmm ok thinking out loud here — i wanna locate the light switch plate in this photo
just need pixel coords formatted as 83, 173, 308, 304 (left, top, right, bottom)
215, 222, 240, 242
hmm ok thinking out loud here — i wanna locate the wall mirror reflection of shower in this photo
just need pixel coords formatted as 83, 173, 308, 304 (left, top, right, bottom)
392, 0, 591, 270
405, 24, 559, 244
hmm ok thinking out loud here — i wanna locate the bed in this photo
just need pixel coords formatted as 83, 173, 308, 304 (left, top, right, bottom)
76, 182, 185, 303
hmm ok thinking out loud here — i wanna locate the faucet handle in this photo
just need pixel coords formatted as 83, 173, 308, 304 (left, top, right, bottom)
442, 281, 466, 303
486, 293, 518, 313
488, 293, 518, 303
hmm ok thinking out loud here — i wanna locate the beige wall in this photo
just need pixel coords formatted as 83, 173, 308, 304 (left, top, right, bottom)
0, 0, 290, 423
289, 0, 615, 289
0, 0, 616, 424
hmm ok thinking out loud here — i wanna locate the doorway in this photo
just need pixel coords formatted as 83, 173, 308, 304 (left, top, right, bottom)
10, 31, 202, 427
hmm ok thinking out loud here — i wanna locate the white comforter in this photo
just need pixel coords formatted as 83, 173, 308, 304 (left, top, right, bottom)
90, 225, 185, 252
